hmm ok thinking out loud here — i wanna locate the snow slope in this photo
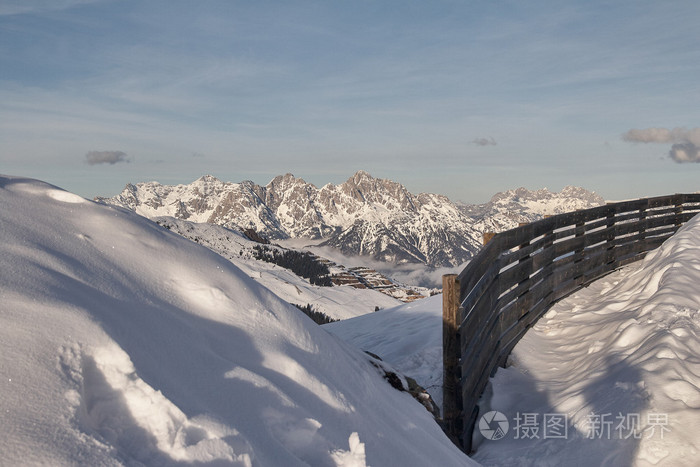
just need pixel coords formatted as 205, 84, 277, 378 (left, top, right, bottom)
329, 212, 700, 466
0, 176, 474, 466
150, 216, 404, 321
325, 296, 445, 410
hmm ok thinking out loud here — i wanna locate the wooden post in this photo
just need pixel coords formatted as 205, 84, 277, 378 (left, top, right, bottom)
483, 232, 496, 245
572, 218, 586, 286
606, 209, 616, 253
675, 195, 684, 227
442, 274, 463, 448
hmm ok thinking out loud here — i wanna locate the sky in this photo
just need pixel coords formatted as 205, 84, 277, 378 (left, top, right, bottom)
1, 0, 699, 203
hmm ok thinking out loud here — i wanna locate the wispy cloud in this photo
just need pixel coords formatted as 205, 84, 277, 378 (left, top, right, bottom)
85, 150, 130, 165
623, 127, 700, 163
0, 0, 103, 16
622, 127, 700, 145
472, 137, 497, 147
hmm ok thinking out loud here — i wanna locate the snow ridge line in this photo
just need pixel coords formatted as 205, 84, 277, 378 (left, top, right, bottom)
446, 193, 700, 453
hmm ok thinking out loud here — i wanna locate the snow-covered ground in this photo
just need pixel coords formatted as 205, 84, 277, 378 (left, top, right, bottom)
0, 176, 474, 466
330, 212, 700, 466
325, 296, 445, 410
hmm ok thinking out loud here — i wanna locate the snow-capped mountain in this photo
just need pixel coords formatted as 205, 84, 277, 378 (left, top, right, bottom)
99, 171, 482, 267
458, 185, 606, 235
99, 172, 604, 267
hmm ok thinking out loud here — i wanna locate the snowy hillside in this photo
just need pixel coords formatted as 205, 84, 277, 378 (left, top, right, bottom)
0, 175, 474, 466
151, 216, 421, 321
325, 296, 445, 410
329, 211, 700, 466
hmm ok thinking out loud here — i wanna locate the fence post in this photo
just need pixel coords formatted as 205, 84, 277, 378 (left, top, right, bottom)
573, 217, 586, 285
442, 274, 463, 448
675, 194, 684, 227
483, 232, 496, 245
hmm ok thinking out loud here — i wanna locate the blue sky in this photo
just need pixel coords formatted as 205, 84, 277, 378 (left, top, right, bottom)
1, 0, 699, 202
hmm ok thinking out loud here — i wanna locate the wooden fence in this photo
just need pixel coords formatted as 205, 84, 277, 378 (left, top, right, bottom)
442, 193, 700, 453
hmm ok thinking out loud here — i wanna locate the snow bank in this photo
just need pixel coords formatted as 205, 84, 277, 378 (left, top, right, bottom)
0, 176, 473, 466
473, 212, 700, 466
325, 296, 445, 410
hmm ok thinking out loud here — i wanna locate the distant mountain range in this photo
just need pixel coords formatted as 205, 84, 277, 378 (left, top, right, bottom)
456, 185, 606, 237
98, 171, 605, 267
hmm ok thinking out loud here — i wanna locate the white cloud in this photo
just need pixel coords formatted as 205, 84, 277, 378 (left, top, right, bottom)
622, 127, 700, 163
622, 127, 700, 145
0, 0, 103, 16
472, 137, 497, 147
85, 150, 130, 165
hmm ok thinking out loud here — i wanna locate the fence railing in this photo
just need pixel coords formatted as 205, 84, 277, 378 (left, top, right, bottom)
442, 193, 700, 453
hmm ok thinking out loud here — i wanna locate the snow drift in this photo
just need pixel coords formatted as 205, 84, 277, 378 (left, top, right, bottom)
325, 296, 445, 410
473, 211, 700, 466
0, 176, 473, 466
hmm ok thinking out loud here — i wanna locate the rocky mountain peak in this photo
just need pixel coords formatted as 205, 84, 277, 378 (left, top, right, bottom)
349, 170, 374, 183
337, 171, 417, 211
196, 174, 222, 184
560, 185, 605, 203
267, 173, 308, 188
341, 171, 378, 201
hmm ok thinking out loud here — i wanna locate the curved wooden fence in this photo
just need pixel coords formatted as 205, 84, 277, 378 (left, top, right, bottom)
442, 193, 700, 452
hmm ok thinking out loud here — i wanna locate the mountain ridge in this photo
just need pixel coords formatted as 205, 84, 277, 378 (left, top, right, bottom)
99, 172, 605, 267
